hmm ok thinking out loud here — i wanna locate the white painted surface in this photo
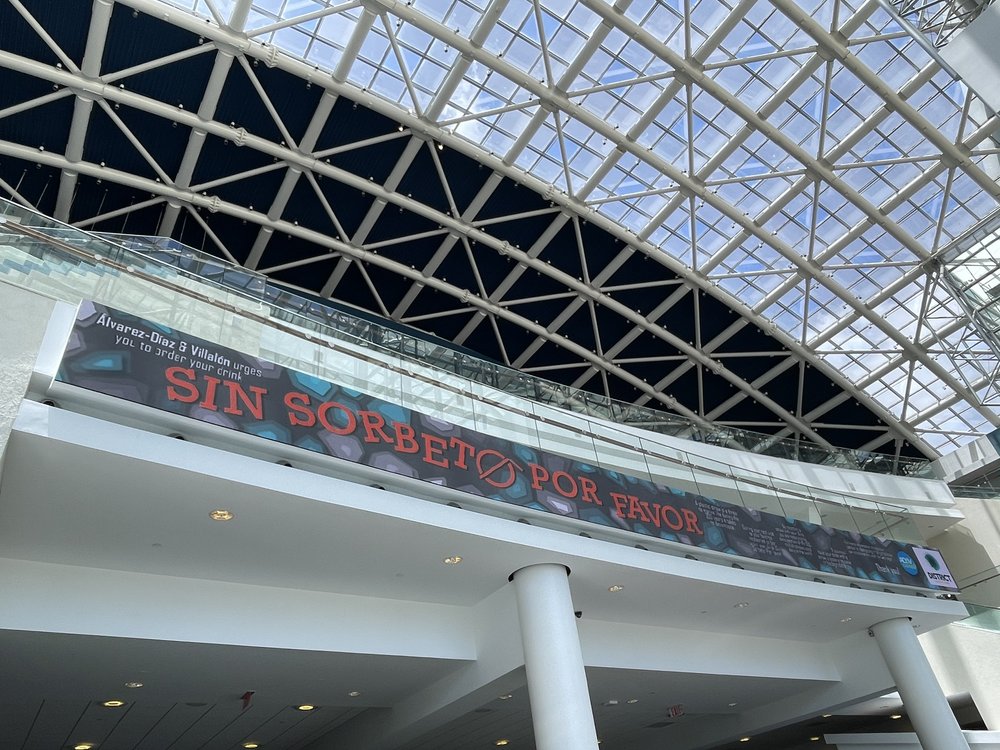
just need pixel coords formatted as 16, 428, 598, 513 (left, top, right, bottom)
941, 2, 1000, 114
923, 624, 1000, 731
513, 564, 599, 749
870, 617, 970, 750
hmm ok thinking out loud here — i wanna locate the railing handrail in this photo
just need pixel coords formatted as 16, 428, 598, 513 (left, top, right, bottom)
0, 197, 933, 480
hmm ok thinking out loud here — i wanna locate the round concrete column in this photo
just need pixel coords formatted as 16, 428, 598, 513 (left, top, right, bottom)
511, 564, 599, 750
869, 617, 970, 750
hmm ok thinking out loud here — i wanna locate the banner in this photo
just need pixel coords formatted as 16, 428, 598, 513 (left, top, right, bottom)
56, 301, 958, 591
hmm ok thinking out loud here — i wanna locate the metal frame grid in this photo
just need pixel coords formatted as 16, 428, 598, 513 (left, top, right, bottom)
2, 0, 1000, 458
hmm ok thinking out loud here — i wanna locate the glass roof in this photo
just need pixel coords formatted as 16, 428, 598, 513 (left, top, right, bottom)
136, 0, 1000, 451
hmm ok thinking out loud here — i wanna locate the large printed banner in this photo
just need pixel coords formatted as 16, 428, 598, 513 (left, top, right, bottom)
57, 301, 958, 591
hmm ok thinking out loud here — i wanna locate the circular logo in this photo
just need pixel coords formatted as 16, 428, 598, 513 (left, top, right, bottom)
897, 551, 918, 576
924, 553, 941, 571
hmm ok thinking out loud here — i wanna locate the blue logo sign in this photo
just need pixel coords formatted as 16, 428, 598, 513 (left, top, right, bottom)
897, 551, 919, 576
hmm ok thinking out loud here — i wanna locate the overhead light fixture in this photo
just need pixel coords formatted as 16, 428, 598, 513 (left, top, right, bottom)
495, 741, 510, 746
822, 714, 832, 718
210, 509, 234, 521
608, 584, 625, 592
124, 681, 143, 688
626, 698, 639, 704
604, 699, 619, 706
728, 702, 738, 708
734, 602, 750, 608
443, 556, 462, 564
347, 690, 361, 697
102, 700, 125, 707
242, 744, 259, 749
297, 704, 316, 711
498, 693, 513, 700
840, 617, 853, 623
811, 737, 821, 741
740, 737, 751, 742
890, 714, 903, 720
74, 744, 94, 750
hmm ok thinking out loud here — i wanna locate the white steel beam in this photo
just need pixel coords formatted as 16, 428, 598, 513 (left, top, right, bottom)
54, 0, 114, 221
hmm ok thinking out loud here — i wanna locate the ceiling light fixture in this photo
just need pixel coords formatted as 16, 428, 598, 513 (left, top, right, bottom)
209, 509, 234, 521
822, 714, 832, 718
297, 704, 316, 711
124, 681, 143, 688
608, 584, 625, 592
840, 617, 853, 623
890, 714, 903, 720
74, 745, 93, 750
811, 737, 821, 741
102, 700, 125, 707
498, 694, 513, 700
728, 702, 738, 708
242, 743, 259, 749
734, 602, 750, 608
443, 556, 462, 564
495, 740, 510, 746
347, 690, 361, 697
626, 698, 639, 704
740, 737, 751, 742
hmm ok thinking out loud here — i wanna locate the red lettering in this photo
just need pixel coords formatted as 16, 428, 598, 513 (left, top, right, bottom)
529, 464, 549, 490
628, 495, 647, 523
449, 436, 476, 469
662, 505, 684, 531
393, 422, 419, 453
199, 375, 221, 411
578, 476, 602, 505
552, 470, 578, 499
610, 492, 628, 518
682, 508, 702, 535
641, 501, 661, 528
476, 450, 519, 488
359, 410, 392, 444
284, 392, 315, 427
317, 401, 356, 435
422, 434, 449, 468
223, 381, 266, 419
165, 367, 199, 403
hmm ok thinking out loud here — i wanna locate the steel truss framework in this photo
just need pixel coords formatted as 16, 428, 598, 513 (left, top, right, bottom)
1, 0, 1000, 459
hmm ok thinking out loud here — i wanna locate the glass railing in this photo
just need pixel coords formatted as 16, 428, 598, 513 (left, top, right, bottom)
0, 198, 935, 486
959, 602, 1000, 632
0, 199, 944, 543
4, 213, 927, 479
950, 485, 1000, 500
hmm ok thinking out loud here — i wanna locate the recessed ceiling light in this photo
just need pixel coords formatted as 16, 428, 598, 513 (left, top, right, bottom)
297, 704, 315, 711
728, 702, 738, 707
102, 700, 125, 707
498, 694, 513, 700
608, 584, 625, 592
822, 714, 832, 718
811, 737, 821, 741
890, 714, 902, 720
209, 509, 234, 521
347, 690, 361, 697
740, 737, 751, 742
124, 681, 143, 688
242, 743, 259, 749
734, 602, 750, 608
840, 617, 853, 623
74, 744, 94, 750
495, 740, 509, 746
443, 556, 462, 564
604, 699, 619, 706
626, 698, 639, 704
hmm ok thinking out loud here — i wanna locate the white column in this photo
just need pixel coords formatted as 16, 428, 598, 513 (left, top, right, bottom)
511, 564, 599, 750
869, 617, 970, 750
